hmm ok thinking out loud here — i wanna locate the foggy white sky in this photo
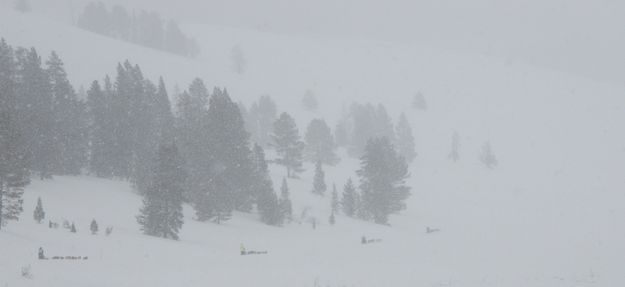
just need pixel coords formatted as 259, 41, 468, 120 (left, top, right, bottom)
23, 0, 625, 85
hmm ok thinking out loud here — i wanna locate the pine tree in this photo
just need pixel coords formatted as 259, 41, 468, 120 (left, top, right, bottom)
312, 161, 326, 195
329, 211, 335, 226
87, 80, 114, 177
33, 197, 45, 223
448, 131, 460, 162
175, 78, 210, 204
348, 103, 395, 157
90, 219, 99, 234
15, 47, 55, 179
0, 39, 30, 230
206, 88, 255, 212
272, 112, 304, 178
248, 95, 277, 147
304, 119, 338, 165
46, 52, 87, 175
480, 141, 497, 169
358, 137, 410, 225
258, 186, 282, 226
250, 143, 281, 225
278, 178, 292, 222
374, 104, 395, 143
395, 113, 416, 163
341, 178, 357, 217
331, 183, 339, 214
348, 103, 376, 157
137, 143, 187, 240
70, 222, 77, 233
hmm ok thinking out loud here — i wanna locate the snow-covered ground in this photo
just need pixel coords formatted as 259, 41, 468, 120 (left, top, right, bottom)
1, 4, 625, 287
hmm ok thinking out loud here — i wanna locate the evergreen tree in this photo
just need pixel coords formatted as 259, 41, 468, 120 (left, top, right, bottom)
329, 211, 335, 226
77, 2, 110, 36
250, 143, 281, 225
374, 104, 395, 144
448, 131, 460, 162
175, 78, 210, 204
206, 88, 255, 212
348, 103, 395, 157
70, 222, 77, 233
278, 178, 292, 222
348, 103, 376, 157
15, 47, 55, 179
86, 80, 114, 177
33, 197, 45, 223
107, 62, 135, 178
331, 183, 339, 214
312, 161, 326, 195
304, 119, 338, 165
46, 52, 87, 175
272, 112, 304, 178
258, 187, 282, 226
154, 77, 174, 143
0, 39, 29, 230
247, 95, 277, 147
341, 178, 357, 217
358, 137, 410, 225
137, 143, 186, 240
480, 141, 497, 169
395, 113, 416, 163
90, 219, 99, 234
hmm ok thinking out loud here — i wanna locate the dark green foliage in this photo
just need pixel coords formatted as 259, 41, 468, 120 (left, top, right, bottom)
304, 119, 338, 165
90, 219, 98, 234
331, 184, 339, 214
0, 39, 29, 229
312, 161, 326, 195
272, 113, 304, 178
33, 197, 45, 223
137, 143, 186, 240
278, 178, 292, 222
358, 137, 410, 224
341, 178, 358, 217
395, 113, 416, 164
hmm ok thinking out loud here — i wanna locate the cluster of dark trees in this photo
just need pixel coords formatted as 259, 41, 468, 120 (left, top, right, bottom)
77, 2, 200, 57
0, 39, 86, 230
333, 102, 416, 164
0, 38, 414, 237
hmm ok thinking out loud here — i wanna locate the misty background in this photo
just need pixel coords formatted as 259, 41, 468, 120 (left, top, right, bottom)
9, 0, 625, 85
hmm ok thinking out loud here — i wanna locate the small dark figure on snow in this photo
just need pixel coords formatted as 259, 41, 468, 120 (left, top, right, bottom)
38, 247, 45, 260
240, 244, 246, 256
426, 226, 440, 234
361, 236, 367, 244
90, 219, 99, 235
105, 226, 113, 236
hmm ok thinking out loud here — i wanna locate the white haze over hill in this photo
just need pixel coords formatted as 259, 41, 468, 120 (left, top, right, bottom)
1, 1, 624, 286
10, 0, 625, 85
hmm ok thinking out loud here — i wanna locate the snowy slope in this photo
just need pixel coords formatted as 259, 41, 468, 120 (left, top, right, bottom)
2, 4, 625, 287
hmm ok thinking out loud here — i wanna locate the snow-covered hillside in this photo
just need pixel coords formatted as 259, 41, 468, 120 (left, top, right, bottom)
1, 3, 625, 287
